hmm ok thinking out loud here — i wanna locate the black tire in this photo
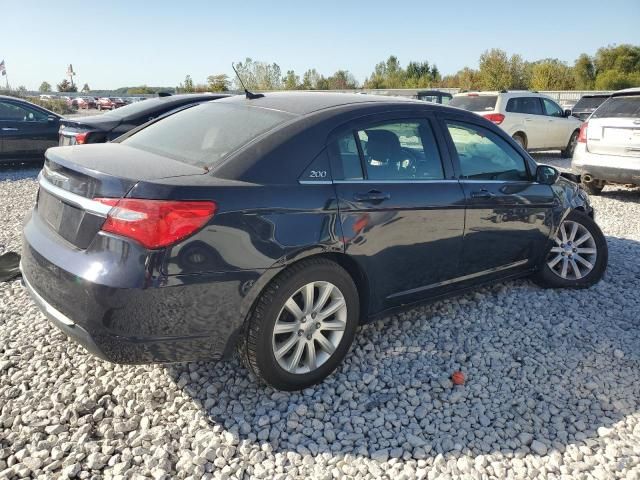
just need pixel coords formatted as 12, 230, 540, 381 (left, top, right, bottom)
512, 133, 526, 150
561, 130, 579, 158
533, 210, 607, 289
580, 179, 604, 195
243, 258, 359, 390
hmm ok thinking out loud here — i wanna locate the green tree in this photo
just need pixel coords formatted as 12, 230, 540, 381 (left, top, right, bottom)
301, 69, 321, 89
127, 85, 155, 94
594, 70, 640, 90
509, 54, 530, 89
574, 54, 595, 89
206, 74, 230, 92
56, 79, 77, 92
326, 70, 358, 90
81, 83, 91, 93
233, 58, 282, 90
594, 44, 640, 75
39, 81, 52, 93
530, 59, 575, 90
283, 70, 300, 90
478, 49, 512, 90
183, 75, 194, 93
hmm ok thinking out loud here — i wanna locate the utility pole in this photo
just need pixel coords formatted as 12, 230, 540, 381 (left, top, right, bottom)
67, 64, 76, 88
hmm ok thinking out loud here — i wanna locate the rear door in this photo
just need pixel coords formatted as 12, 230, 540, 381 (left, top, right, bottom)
505, 96, 546, 148
440, 116, 555, 277
329, 113, 466, 311
586, 94, 640, 158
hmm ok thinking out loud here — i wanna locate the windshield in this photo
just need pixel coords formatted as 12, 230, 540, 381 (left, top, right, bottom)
122, 102, 294, 168
591, 96, 640, 119
449, 95, 498, 112
574, 96, 609, 110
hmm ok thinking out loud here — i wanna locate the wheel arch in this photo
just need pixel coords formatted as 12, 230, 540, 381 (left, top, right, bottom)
512, 131, 528, 148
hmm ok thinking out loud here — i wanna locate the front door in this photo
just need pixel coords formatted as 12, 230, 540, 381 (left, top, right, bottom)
0, 100, 59, 161
441, 118, 555, 277
329, 115, 466, 312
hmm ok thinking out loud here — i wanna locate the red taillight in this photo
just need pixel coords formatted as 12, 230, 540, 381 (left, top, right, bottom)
75, 132, 89, 144
95, 198, 217, 249
578, 121, 588, 143
483, 113, 505, 125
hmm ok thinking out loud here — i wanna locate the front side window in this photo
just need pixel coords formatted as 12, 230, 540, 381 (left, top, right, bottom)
446, 121, 529, 181
542, 98, 564, 117
0, 101, 47, 122
506, 97, 543, 115
334, 120, 444, 181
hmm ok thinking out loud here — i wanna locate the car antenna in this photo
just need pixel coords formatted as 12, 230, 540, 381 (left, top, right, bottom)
232, 63, 264, 100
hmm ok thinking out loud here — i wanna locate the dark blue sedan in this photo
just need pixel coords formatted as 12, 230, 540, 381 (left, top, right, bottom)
21, 92, 608, 390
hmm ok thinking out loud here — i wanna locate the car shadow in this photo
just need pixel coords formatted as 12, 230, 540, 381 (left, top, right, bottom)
0, 163, 42, 181
165, 234, 639, 462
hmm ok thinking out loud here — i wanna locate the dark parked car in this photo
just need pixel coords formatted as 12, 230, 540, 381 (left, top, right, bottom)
59, 93, 230, 145
0, 95, 62, 163
416, 90, 453, 104
21, 92, 608, 390
571, 93, 610, 121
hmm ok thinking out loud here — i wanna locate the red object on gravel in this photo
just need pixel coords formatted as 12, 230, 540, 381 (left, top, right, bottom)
451, 371, 465, 385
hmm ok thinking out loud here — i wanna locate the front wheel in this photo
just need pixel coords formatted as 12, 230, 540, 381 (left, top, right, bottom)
534, 210, 607, 289
243, 258, 359, 390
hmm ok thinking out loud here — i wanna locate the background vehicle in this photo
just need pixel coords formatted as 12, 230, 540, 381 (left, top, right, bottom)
111, 97, 126, 108
572, 88, 640, 194
59, 93, 230, 145
450, 91, 582, 157
72, 97, 96, 109
22, 93, 606, 391
97, 97, 115, 110
416, 90, 452, 104
0, 95, 62, 163
571, 93, 611, 121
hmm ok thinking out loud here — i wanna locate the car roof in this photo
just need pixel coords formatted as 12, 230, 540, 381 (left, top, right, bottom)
579, 93, 611, 98
214, 91, 417, 115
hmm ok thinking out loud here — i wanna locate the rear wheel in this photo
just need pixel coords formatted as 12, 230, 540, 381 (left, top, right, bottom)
512, 133, 526, 150
561, 130, 579, 158
534, 210, 607, 289
243, 258, 359, 390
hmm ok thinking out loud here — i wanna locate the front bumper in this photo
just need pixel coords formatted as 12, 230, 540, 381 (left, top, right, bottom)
572, 143, 640, 185
21, 212, 261, 364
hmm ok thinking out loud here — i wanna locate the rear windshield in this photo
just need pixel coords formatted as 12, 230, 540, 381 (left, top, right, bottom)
592, 96, 640, 119
122, 102, 294, 168
101, 97, 188, 119
449, 95, 498, 112
573, 96, 609, 110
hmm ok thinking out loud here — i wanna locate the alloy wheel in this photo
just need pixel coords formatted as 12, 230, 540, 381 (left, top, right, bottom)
272, 281, 347, 374
547, 220, 597, 280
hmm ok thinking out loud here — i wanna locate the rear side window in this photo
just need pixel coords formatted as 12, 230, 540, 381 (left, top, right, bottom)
446, 121, 529, 181
123, 103, 294, 168
449, 95, 497, 112
332, 119, 444, 181
506, 97, 543, 115
592, 96, 640, 119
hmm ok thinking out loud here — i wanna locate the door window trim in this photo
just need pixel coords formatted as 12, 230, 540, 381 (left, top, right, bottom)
327, 114, 454, 183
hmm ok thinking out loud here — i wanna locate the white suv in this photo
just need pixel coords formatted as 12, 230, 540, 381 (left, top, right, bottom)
450, 91, 583, 157
572, 88, 640, 194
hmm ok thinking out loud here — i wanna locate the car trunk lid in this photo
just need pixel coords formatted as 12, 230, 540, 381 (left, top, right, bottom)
586, 117, 640, 157
38, 144, 208, 248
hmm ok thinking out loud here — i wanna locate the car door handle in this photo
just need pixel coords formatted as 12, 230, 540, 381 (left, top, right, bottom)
353, 190, 391, 202
1, 127, 19, 131
471, 189, 495, 199
524, 118, 532, 122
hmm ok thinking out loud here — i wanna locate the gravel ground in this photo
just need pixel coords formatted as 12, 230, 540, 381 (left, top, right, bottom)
1, 156, 639, 479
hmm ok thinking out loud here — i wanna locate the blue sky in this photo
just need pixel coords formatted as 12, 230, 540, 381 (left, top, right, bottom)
2, 0, 639, 90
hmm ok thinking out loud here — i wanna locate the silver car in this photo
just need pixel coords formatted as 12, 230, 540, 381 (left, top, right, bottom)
572, 88, 640, 194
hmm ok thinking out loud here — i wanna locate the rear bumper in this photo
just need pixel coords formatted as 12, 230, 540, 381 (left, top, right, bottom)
21, 211, 264, 364
572, 143, 640, 185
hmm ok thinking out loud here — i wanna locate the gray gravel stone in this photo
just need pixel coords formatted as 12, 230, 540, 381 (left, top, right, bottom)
0, 157, 638, 479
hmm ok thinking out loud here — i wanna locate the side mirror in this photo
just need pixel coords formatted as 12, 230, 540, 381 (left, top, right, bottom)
564, 109, 572, 117
536, 165, 560, 185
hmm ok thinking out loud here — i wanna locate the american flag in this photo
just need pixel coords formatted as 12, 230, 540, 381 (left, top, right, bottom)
0, 60, 5, 76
